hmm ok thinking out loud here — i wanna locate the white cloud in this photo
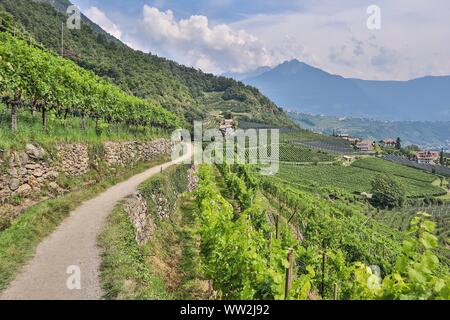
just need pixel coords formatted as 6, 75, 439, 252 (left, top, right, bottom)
231, 0, 450, 80
77, 0, 450, 80
84, 6, 122, 40
123, 5, 275, 74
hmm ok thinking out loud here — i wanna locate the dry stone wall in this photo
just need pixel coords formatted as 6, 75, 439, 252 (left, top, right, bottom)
104, 139, 174, 167
125, 193, 155, 246
125, 165, 198, 246
0, 144, 60, 202
56, 144, 89, 177
0, 139, 173, 205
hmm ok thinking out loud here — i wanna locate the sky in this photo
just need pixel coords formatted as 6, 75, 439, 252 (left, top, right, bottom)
70, 0, 450, 80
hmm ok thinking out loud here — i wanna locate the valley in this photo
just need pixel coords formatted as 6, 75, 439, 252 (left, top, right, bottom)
0, 0, 448, 303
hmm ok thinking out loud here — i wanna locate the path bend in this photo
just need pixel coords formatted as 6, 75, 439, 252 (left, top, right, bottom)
0, 143, 191, 300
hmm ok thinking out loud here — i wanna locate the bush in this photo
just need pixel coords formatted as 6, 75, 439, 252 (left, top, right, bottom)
371, 174, 406, 209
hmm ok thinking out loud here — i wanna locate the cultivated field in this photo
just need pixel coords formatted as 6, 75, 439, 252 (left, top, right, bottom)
275, 161, 446, 198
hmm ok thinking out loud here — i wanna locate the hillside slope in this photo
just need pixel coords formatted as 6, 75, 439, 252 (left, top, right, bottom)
0, 0, 295, 127
289, 112, 450, 150
244, 60, 450, 122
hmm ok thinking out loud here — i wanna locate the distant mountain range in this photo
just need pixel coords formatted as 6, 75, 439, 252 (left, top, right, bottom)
288, 112, 450, 151
239, 60, 450, 122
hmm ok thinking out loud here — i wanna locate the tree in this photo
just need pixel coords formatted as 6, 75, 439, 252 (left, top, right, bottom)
370, 174, 406, 209
440, 149, 445, 166
395, 137, 402, 150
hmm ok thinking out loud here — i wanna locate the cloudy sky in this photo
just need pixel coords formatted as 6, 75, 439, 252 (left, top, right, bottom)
70, 0, 450, 80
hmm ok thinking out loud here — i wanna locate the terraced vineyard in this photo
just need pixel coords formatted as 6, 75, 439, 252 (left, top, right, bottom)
352, 158, 437, 183
368, 204, 450, 264
384, 155, 450, 177
279, 144, 336, 163
281, 131, 357, 155
275, 163, 446, 198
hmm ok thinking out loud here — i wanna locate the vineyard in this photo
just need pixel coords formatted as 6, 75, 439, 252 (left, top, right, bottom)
0, 32, 180, 139
281, 131, 357, 155
352, 158, 438, 183
384, 155, 450, 177
275, 163, 446, 198
279, 144, 336, 163
368, 204, 450, 265
193, 164, 450, 299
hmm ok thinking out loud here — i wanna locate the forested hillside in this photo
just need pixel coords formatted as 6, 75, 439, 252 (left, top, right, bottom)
0, 0, 295, 127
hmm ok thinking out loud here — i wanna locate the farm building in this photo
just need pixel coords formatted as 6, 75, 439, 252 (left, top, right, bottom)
380, 139, 397, 148
356, 140, 375, 153
416, 151, 440, 165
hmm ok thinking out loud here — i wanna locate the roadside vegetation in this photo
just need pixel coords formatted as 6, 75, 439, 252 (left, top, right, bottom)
0, 157, 168, 292
99, 165, 208, 300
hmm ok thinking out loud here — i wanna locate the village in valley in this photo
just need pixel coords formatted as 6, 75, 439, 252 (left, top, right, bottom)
334, 133, 447, 165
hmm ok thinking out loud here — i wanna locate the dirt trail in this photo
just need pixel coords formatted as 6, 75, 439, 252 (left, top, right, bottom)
0, 144, 191, 300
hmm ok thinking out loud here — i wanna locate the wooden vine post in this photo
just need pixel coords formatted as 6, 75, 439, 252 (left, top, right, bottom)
321, 251, 327, 296
333, 283, 338, 300
284, 248, 294, 300
275, 214, 280, 240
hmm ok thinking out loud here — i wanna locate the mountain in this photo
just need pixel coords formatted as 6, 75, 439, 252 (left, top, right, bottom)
0, 0, 295, 128
222, 66, 272, 81
244, 59, 450, 122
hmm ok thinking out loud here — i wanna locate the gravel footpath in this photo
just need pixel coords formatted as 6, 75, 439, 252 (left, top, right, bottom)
0, 144, 191, 300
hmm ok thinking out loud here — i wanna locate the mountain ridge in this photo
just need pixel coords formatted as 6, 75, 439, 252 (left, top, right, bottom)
243, 59, 450, 122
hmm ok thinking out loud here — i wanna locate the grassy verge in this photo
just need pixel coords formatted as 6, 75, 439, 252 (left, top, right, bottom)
98, 174, 208, 300
98, 201, 168, 300
0, 157, 168, 292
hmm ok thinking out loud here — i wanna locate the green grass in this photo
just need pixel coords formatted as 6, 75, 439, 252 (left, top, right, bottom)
0, 105, 170, 151
98, 169, 207, 300
279, 143, 336, 163
275, 163, 446, 198
352, 157, 437, 183
170, 195, 208, 300
98, 201, 168, 300
0, 157, 168, 292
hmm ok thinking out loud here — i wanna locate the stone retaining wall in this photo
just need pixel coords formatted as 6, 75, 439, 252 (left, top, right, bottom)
0, 139, 173, 204
104, 139, 173, 167
0, 144, 59, 201
125, 165, 198, 246
124, 193, 155, 246
56, 144, 89, 177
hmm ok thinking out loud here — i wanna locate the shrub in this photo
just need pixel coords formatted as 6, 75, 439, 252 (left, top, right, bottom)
371, 174, 406, 209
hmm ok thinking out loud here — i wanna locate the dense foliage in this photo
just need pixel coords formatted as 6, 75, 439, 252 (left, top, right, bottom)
351, 213, 449, 300
371, 174, 406, 209
195, 165, 296, 299
194, 164, 450, 300
0, 32, 180, 132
